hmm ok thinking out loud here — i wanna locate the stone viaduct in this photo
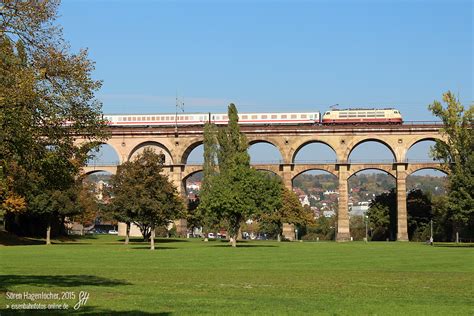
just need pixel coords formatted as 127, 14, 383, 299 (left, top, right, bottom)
81, 123, 447, 241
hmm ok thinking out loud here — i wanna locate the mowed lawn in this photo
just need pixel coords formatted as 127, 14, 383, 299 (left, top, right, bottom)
0, 236, 473, 315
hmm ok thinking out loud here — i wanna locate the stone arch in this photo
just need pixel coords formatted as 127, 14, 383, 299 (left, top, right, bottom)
182, 169, 204, 195
181, 140, 204, 165
348, 165, 396, 179
403, 136, 446, 162
86, 142, 121, 165
346, 138, 397, 163
83, 169, 114, 176
254, 166, 282, 177
406, 136, 445, 152
128, 141, 174, 164
248, 139, 284, 164
292, 140, 338, 164
292, 167, 338, 181
81, 164, 118, 176
406, 165, 448, 176
182, 166, 203, 181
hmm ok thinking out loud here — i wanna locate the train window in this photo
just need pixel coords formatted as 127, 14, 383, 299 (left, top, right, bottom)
290, 115, 296, 119
251, 115, 257, 119
281, 115, 287, 119
271, 115, 277, 119
340, 114, 348, 118
367, 113, 375, 117
262, 115, 267, 119
223, 115, 228, 120
325, 112, 330, 115
357, 113, 366, 117
376, 112, 384, 117
141, 117, 145, 121
349, 113, 357, 117
242, 115, 248, 119
301, 114, 307, 119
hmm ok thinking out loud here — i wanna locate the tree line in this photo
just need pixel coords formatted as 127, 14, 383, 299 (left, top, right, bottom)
0, 0, 108, 244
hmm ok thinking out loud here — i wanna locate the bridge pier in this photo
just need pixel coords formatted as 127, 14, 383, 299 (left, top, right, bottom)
396, 164, 409, 241
336, 164, 350, 241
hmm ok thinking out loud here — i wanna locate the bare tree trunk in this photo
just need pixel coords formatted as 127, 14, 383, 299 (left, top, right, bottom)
46, 216, 51, 245
150, 225, 155, 250
277, 233, 281, 242
125, 222, 130, 245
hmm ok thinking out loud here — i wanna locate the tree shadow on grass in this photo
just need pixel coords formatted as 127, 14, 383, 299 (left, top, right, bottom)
0, 231, 45, 246
0, 231, 99, 246
130, 246, 178, 250
210, 244, 278, 248
433, 243, 474, 248
0, 307, 171, 315
119, 238, 189, 243
0, 275, 131, 292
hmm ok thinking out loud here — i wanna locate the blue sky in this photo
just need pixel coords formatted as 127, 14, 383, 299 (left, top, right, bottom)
70, 0, 471, 174
59, 0, 472, 121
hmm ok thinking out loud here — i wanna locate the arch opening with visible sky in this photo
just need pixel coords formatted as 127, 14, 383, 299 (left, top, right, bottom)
248, 142, 283, 164
293, 142, 337, 164
87, 144, 120, 166
348, 141, 395, 163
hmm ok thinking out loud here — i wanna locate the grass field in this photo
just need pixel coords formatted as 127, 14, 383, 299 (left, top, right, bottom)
0, 235, 473, 315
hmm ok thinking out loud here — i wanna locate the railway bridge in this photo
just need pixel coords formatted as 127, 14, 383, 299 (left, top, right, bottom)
80, 123, 446, 241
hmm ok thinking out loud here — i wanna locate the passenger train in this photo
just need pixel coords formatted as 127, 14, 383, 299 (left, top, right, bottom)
103, 108, 403, 127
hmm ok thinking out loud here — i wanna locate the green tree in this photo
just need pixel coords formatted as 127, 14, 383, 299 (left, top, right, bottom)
0, 1, 108, 237
407, 189, 432, 241
71, 183, 100, 235
368, 188, 435, 241
349, 216, 366, 241
198, 104, 281, 247
367, 189, 396, 241
109, 148, 185, 250
302, 215, 337, 241
428, 91, 473, 239
29, 182, 89, 244
260, 186, 314, 241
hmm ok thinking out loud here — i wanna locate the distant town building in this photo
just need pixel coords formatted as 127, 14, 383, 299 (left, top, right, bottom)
349, 201, 370, 216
